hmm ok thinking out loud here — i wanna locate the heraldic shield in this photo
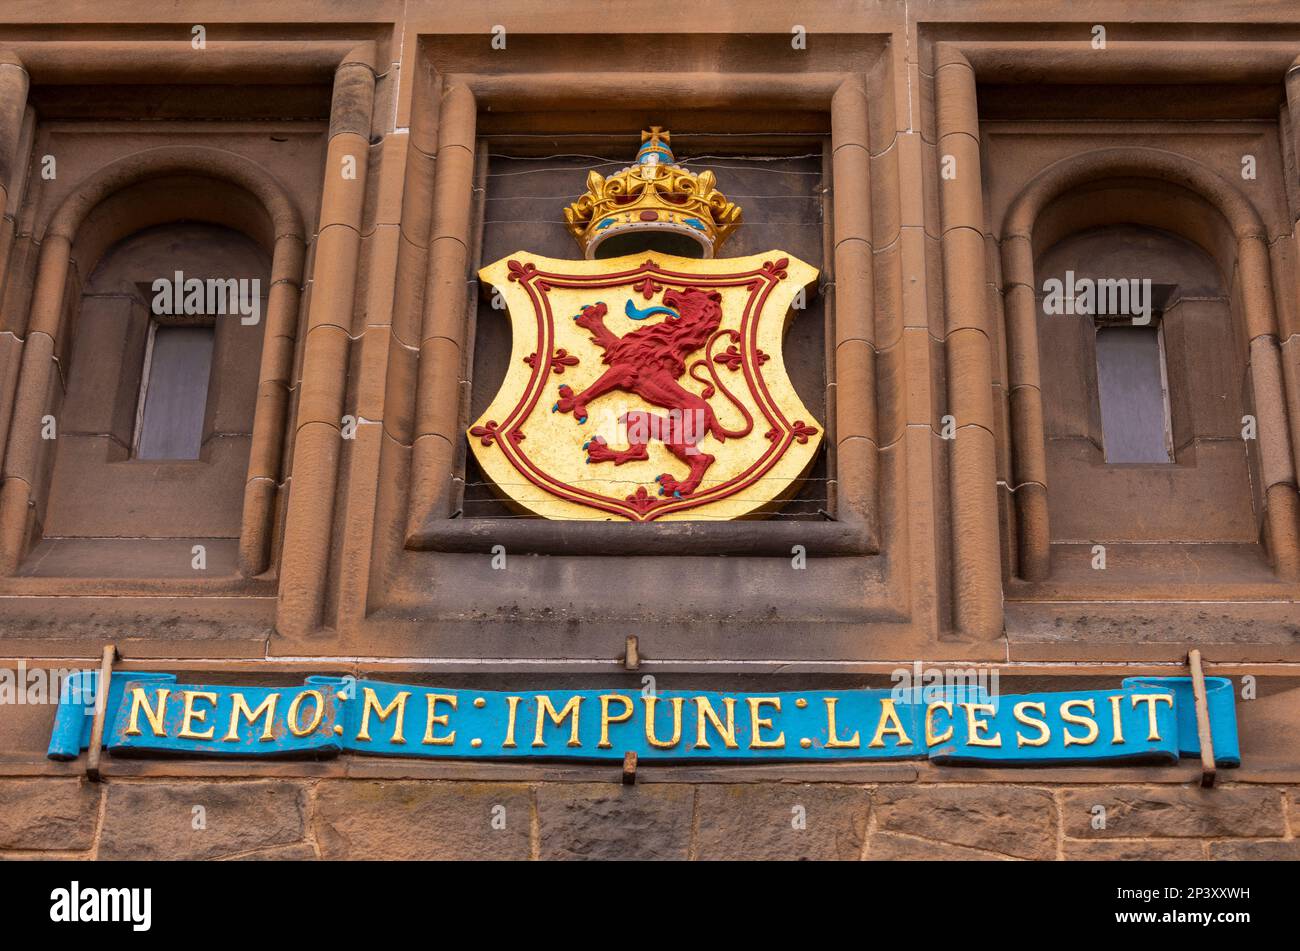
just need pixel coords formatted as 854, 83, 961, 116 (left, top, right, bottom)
469, 250, 823, 521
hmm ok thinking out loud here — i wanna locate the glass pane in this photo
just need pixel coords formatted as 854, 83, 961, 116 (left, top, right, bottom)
136, 325, 214, 460
1095, 325, 1172, 463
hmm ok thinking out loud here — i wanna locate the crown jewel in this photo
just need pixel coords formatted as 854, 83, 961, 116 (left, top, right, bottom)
563, 128, 742, 259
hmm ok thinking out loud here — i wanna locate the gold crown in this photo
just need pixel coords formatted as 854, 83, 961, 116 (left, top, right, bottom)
563, 128, 742, 259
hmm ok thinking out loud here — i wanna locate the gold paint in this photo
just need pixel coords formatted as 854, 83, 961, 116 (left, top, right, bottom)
334, 724, 344, 736
423, 693, 458, 746
124, 687, 169, 738
1107, 694, 1125, 745
795, 698, 807, 709
693, 696, 739, 750
563, 129, 741, 257
747, 697, 785, 749
823, 697, 861, 749
1013, 701, 1050, 748
1061, 698, 1099, 747
287, 689, 326, 737
925, 701, 954, 747
868, 698, 913, 749
799, 738, 812, 749
356, 687, 411, 744
474, 697, 486, 708
471, 738, 482, 748
178, 690, 218, 741
472, 250, 822, 522
502, 695, 523, 748
644, 696, 684, 749
960, 702, 1002, 748
533, 695, 583, 748
224, 692, 278, 742
1131, 693, 1174, 742
598, 694, 635, 749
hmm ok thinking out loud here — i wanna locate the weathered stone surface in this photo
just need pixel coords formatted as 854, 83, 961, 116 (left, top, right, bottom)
866, 830, 1013, 860
1060, 787, 1285, 839
537, 783, 693, 860
1064, 839, 1205, 861
872, 785, 1056, 859
1288, 788, 1299, 837
224, 843, 319, 861
1208, 839, 1300, 860
314, 781, 531, 860
694, 783, 867, 860
98, 781, 305, 860
0, 779, 99, 851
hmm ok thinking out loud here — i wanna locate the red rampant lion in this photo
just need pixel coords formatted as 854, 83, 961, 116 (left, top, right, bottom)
552, 286, 753, 497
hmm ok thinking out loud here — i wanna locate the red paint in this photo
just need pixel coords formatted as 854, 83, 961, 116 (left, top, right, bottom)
488, 258, 807, 521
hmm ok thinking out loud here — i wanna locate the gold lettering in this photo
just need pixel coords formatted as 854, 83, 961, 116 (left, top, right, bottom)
1013, 701, 1049, 748
1061, 698, 1099, 747
1130, 692, 1174, 742
824, 697, 861, 749
1107, 694, 1125, 745
502, 695, 523, 748
644, 696, 684, 749
287, 689, 325, 737
534, 695, 582, 748
124, 687, 170, 737
178, 690, 218, 740
868, 698, 913, 749
356, 687, 411, 744
597, 694, 634, 749
693, 696, 739, 750
747, 697, 785, 749
960, 702, 1002, 747
224, 692, 277, 742
925, 700, 954, 746
423, 693, 457, 746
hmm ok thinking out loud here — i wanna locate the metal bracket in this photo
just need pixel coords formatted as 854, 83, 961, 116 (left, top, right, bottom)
622, 635, 640, 671
622, 751, 638, 785
86, 643, 118, 782
1187, 649, 1217, 788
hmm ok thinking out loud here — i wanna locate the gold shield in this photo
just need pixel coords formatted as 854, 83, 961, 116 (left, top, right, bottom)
469, 250, 822, 521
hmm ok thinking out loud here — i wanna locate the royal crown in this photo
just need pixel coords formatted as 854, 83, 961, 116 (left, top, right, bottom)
563, 128, 742, 259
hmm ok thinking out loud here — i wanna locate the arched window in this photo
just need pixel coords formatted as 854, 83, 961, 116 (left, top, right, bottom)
43, 222, 270, 547
1034, 224, 1253, 544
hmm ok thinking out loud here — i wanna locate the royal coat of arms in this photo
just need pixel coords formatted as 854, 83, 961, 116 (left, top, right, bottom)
470, 129, 823, 522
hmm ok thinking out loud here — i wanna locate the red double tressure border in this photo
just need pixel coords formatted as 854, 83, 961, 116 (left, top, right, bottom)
497, 257, 800, 521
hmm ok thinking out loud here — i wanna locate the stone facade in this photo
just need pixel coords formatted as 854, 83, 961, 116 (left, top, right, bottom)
2, 777, 1296, 860
1, 1, 1300, 860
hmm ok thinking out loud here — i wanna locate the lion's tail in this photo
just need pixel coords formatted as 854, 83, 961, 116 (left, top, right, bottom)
689, 331, 753, 440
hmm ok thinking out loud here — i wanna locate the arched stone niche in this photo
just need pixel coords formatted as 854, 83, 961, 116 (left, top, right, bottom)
999, 147, 1299, 583
0, 147, 306, 578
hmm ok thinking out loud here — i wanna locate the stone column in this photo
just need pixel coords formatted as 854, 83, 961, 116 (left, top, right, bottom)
829, 78, 879, 540
0, 232, 70, 574
0, 50, 30, 523
404, 82, 477, 541
277, 45, 376, 634
1238, 235, 1300, 578
934, 47, 1003, 638
238, 231, 306, 576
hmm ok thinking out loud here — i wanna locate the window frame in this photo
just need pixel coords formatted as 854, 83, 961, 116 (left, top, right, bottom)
131, 317, 217, 461
1092, 315, 1175, 466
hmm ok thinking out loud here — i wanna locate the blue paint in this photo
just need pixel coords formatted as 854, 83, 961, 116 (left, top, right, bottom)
47, 674, 1240, 766
624, 300, 678, 321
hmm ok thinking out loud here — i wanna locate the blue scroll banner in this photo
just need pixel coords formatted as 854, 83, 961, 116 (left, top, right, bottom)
47, 673, 1240, 766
